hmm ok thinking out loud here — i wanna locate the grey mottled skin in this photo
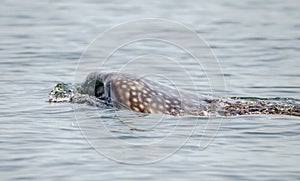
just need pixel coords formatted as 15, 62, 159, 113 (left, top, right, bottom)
49, 72, 300, 117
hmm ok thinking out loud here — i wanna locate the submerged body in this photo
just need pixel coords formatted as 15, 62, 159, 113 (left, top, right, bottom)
49, 72, 300, 117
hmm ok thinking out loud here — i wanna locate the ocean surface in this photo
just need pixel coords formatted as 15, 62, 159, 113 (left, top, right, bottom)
1, 0, 300, 180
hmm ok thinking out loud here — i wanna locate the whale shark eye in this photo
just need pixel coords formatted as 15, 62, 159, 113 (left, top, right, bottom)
95, 80, 104, 98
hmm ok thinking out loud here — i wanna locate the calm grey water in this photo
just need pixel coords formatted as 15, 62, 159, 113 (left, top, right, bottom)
1, 0, 300, 180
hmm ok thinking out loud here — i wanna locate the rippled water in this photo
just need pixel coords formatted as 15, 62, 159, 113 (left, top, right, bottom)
1, 0, 300, 180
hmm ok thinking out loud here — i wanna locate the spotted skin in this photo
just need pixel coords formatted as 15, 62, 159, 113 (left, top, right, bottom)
50, 72, 300, 117
82, 72, 198, 116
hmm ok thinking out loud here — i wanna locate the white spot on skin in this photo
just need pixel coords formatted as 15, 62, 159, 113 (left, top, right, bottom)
132, 106, 139, 112
137, 92, 143, 102
115, 81, 121, 86
139, 104, 144, 109
173, 100, 179, 104
132, 98, 138, 103
131, 86, 136, 90
121, 84, 127, 89
145, 98, 151, 102
151, 103, 157, 108
131, 91, 137, 96
158, 104, 164, 110
125, 92, 130, 99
